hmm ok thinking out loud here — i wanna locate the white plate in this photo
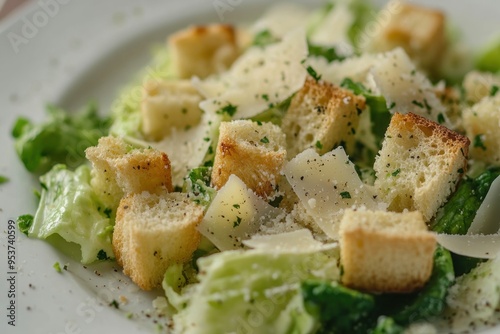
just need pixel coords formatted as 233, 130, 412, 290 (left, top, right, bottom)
0, 0, 499, 333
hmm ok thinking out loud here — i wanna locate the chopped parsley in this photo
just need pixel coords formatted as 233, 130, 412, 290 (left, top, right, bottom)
53, 262, 62, 273
260, 136, 270, 144
411, 100, 424, 108
437, 113, 445, 124
103, 207, 112, 218
340, 191, 351, 199
109, 300, 120, 309
261, 94, 269, 102
473, 134, 487, 151
391, 169, 401, 177
216, 104, 238, 117
0, 175, 8, 184
491, 85, 499, 97
97, 249, 110, 261
252, 29, 279, 47
233, 204, 240, 209
315, 141, 323, 150
233, 216, 242, 228
17, 214, 34, 236
306, 66, 322, 82
308, 44, 345, 63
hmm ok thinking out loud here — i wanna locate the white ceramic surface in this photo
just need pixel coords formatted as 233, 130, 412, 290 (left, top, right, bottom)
0, 0, 499, 333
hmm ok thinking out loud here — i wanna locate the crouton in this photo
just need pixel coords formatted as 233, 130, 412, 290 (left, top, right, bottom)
339, 209, 436, 293
374, 113, 469, 221
211, 120, 287, 199
168, 24, 239, 79
141, 80, 203, 141
463, 71, 500, 104
435, 85, 463, 131
113, 191, 204, 290
463, 94, 500, 166
85, 136, 173, 204
363, 1, 446, 74
281, 77, 365, 158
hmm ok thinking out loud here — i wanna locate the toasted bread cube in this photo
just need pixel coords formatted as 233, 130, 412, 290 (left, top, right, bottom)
374, 113, 469, 221
340, 209, 436, 293
463, 94, 500, 166
113, 191, 204, 290
281, 77, 365, 158
364, 2, 446, 74
168, 24, 239, 79
141, 80, 203, 141
211, 120, 286, 199
463, 71, 500, 104
85, 136, 173, 205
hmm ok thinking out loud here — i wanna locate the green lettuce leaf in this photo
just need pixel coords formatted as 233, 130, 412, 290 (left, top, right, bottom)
302, 280, 375, 333
166, 249, 339, 334
476, 36, 500, 73
28, 164, 114, 264
12, 103, 110, 174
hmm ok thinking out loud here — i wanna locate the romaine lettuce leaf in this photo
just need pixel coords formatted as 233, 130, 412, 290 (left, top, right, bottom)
12, 103, 110, 174
165, 249, 339, 334
28, 164, 114, 264
476, 37, 500, 73
302, 280, 375, 333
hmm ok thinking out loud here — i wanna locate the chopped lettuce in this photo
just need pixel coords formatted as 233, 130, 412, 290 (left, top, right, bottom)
12, 103, 110, 174
165, 249, 339, 334
389, 246, 454, 325
307, 0, 374, 51
476, 36, 500, 73
302, 280, 375, 333
28, 164, 114, 264
432, 168, 500, 235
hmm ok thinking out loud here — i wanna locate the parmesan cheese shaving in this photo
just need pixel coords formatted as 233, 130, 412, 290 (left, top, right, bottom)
468, 175, 500, 235
198, 174, 284, 251
242, 229, 337, 252
284, 147, 384, 239
251, 3, 309, 38
193, 28, 308, 119
150, 111, 222, 186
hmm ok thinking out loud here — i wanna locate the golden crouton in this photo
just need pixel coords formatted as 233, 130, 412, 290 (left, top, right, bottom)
141, 80, 203, 141
364, 2, 446, 74
281, 77, 365, 158
463, 94, 500, 166
339, 209, 436, 293
374, 113, 469, 221
113, 191, 204, 290
168, 24, 239, 79
211, 120, 286, 199
85, 136, 173, 205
